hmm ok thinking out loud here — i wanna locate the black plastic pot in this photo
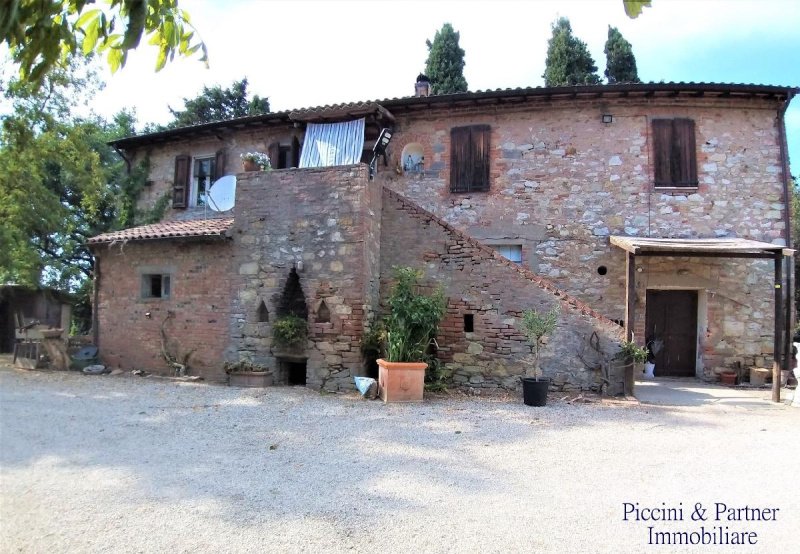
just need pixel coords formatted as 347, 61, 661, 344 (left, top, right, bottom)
521, 377, 549, 406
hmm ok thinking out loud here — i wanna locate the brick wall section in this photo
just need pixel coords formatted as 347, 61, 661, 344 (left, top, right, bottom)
229, 165, 374, 390
94, 239, 234, 381
381, 187, 625, 392
381, 96, 784, 376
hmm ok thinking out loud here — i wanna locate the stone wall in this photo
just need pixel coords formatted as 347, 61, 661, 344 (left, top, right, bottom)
131, 125, 302, 220
379, 96, 785, 376
228, 165, 374, 390
380, 187, 625, 392
635, 256, 775, 378
94, 239, 234, 381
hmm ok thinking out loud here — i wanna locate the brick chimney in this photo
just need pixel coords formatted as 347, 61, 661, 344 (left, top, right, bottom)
414, 73, 431, 97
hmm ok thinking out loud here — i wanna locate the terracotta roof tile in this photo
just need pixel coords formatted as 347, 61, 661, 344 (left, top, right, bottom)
87, 217, 234, 245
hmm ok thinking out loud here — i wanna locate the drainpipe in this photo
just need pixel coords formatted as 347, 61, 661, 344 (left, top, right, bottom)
777, 91, 795, 390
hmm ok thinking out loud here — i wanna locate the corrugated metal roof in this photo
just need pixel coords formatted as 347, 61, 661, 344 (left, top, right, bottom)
88, 217, 234, 245
109, 82, 798, 149
610, 236, 794, 257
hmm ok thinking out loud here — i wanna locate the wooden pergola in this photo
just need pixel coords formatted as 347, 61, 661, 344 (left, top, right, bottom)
610, 236, 795, 402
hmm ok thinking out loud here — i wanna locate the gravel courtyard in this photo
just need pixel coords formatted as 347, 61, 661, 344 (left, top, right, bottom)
1, 364, 798, 553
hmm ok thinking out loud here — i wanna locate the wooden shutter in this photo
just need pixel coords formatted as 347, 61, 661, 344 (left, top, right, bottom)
214, 149, 226, 179
673, 119, 697, 186
268, 142, 281, 169
290, 136, 300, 168
450, 126, 473, 193
450, 125, 491, 192
472, 125, 491, 192
652, 119, 673, 187
172, 155, 190, 208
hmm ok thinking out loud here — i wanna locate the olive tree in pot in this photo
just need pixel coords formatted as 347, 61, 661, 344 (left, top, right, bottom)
520, 306, 559, 406
378, 267, 446, 403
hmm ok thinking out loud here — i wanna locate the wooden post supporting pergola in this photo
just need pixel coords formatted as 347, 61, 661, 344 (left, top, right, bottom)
623, 252, 637, 396
773, 252, 783, 403
610, 236, 794, 403
625, 252, 636, 343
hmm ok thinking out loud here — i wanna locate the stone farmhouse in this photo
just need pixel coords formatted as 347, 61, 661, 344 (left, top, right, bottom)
88, 80, 797, 394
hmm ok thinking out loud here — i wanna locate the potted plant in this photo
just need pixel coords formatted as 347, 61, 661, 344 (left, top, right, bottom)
618, 340, 655, 377
225, 359, 272, 388
272, 314, 307, 351
240, 151, 272, 172
520, 306, 559, 406
378, 267, 446, 402
720, 370, 738, 385
614, 339, 649, 395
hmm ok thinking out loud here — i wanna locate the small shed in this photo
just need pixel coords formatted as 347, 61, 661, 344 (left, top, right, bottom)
0, 285, 72, 353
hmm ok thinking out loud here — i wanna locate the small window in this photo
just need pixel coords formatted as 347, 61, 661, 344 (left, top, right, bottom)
463, 314, 474, 333
494, 245, 522, 263
193, 156, 217, 206
450, 125, 490, 193
142, 274, 171, 299
652, 118, 697, 187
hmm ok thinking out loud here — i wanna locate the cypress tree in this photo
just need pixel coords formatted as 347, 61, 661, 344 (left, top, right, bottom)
424, 23, 468, 95
604, 26, 640, 84
542, 17, 601, 87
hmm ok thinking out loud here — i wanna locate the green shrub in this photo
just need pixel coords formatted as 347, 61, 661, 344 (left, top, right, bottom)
618, 340, 649, 363
273, 314, 307, 347
223, 360, 268, 374
384, 267, 446, 363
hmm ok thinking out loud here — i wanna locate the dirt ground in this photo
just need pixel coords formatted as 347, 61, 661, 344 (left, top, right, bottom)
1, 361, 798, 553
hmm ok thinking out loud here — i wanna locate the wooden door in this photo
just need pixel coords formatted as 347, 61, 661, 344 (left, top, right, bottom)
645, 290, 698, 377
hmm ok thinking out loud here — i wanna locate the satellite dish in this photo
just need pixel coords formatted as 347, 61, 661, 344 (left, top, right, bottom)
207, 175, 236, 212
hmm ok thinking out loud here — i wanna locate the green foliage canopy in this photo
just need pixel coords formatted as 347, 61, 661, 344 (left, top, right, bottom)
0, 0, 207, 89
604, 26, 640, 84
542, 17, 601, 87
424, 23, 468, 95
0, 57, 153, 291
167, 78, 269, 128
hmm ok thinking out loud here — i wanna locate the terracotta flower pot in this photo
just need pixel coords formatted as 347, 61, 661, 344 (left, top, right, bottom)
242, 159, 259, 172
229, 371, 272, 388
720, 371, 737, 386
377, 359, 427, 403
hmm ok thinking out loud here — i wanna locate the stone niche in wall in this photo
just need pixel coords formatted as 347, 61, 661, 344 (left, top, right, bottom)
272, 267, 309, 385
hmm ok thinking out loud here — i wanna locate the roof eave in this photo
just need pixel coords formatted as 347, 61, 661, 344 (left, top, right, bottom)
109, 82, 799, 150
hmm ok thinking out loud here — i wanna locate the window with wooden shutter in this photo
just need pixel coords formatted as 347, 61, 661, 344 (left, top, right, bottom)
652, 118, 697, 187
268, 142, 281, 169
172, 155, 190, 208
450, 125, 491, 193
291, 136, 300, 168
193, 156, 216, 207
214, 149, 226, 179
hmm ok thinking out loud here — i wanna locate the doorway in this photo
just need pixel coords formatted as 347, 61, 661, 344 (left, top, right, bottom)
645, 290, 698, 377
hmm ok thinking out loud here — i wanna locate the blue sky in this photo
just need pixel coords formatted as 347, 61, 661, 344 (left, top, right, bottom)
88, 0, 799, 175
